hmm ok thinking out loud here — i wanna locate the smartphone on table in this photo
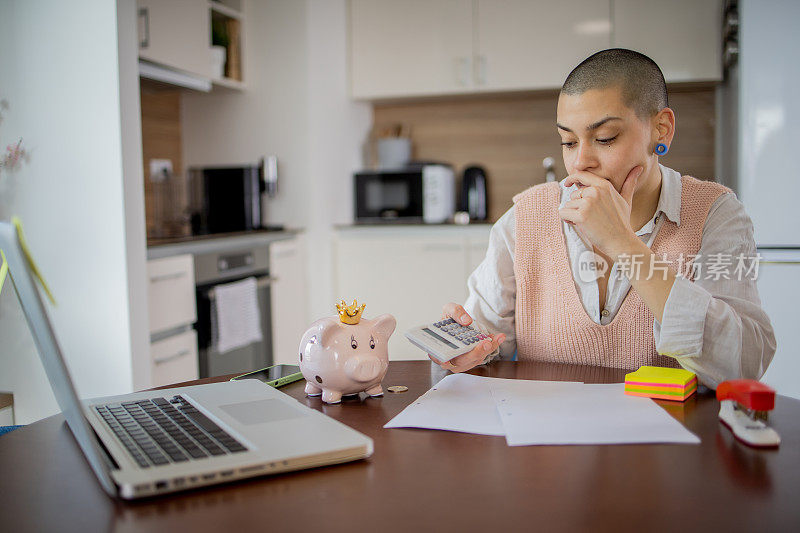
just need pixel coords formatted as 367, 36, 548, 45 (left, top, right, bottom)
230, 364, 303, 387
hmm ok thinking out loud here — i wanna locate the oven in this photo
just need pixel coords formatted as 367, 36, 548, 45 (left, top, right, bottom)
194, 247, 273, 378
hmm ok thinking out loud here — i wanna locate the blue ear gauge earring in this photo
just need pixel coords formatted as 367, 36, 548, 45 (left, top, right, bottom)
655, 143, 669, 155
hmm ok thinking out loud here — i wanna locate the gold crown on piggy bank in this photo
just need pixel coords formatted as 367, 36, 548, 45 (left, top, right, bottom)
336, 299, 365, 325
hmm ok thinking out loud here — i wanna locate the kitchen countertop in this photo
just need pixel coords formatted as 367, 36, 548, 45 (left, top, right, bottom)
147, 228, 302, 259
335, 221, 494, 229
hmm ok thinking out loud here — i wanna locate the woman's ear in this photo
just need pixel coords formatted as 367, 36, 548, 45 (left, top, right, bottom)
653, 107, 676, 150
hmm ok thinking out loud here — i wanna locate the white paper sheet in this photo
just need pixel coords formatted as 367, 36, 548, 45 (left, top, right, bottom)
383, 373, 507, 436
489, 381, 700, 446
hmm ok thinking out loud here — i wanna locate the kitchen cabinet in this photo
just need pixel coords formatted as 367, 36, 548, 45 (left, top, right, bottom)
612, 0, 722, 82
349, 0, 474, 99
147, 254, 198, 387
151, 329, 199, 387
137, 0, 211, 78
147, 254, 197, 335
758, 253, 800, 400
269, 237, 309, 365
334, 226, 491, 360
349, 0, 721, 99
475, 0, 611, 92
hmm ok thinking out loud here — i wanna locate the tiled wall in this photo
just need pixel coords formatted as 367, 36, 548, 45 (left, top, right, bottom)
140, 80, 190, 241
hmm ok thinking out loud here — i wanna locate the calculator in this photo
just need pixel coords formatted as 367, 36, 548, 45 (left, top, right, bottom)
404, 318, 491, 363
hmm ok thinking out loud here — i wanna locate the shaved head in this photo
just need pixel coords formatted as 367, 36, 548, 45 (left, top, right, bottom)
561, 49, 668, 118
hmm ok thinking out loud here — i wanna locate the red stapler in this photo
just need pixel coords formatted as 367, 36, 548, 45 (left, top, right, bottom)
716, 380, 780, 448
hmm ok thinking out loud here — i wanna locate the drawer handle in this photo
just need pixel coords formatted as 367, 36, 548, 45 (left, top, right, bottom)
257, 276, 277, 288
154, 349, 191, 365
208, 276, 276, 300
150, 271, 187, 283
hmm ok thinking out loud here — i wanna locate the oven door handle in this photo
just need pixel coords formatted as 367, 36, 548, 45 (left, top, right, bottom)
205, 275, 277, 300
256, 276, 278, 288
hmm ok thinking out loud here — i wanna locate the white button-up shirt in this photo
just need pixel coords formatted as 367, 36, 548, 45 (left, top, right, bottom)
465, 165, 776, 387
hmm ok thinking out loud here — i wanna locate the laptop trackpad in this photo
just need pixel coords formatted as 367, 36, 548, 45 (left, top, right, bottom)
219, 399, 305, 426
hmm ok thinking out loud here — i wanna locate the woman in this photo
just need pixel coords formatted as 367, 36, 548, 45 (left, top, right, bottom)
434, 49, 776, 387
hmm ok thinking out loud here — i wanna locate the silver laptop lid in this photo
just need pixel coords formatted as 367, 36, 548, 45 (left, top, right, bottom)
0, 221, 117, 496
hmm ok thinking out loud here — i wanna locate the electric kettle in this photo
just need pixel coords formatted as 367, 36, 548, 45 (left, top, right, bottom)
459, 165, 488, 221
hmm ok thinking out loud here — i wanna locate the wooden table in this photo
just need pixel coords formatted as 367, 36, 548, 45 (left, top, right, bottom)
1, 361, 799, 532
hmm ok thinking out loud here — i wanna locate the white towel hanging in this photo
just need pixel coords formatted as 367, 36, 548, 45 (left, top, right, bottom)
210, 277, 263, 354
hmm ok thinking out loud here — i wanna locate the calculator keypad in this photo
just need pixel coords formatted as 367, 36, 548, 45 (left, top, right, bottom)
432, 318, 489, 345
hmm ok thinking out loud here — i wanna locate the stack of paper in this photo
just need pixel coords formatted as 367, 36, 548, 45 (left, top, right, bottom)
384, 373, 700, 446
624, 366, 697, 401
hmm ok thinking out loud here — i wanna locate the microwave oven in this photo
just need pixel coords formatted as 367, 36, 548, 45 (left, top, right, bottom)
187, 163, 263, 235
354, 164, 455, 223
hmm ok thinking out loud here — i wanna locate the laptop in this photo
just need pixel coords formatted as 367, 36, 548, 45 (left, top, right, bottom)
0, 221, 372, 499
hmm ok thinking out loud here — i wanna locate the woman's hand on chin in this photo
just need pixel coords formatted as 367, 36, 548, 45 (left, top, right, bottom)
558, 166, 643, 260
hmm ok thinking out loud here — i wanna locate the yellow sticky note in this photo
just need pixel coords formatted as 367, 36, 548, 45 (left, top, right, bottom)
3, 217, 57, 305
625, 366, 696, 386
624, 366, 697, 401
0, 249, 8, 299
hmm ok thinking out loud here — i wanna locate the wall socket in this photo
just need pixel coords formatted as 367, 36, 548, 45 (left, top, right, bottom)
149, 159, 173, 182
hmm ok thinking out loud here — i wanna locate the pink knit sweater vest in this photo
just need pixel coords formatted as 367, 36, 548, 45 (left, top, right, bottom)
512, 175, 730, 369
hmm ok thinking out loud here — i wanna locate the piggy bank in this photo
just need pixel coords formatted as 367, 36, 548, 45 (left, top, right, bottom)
299, 299, 396, 404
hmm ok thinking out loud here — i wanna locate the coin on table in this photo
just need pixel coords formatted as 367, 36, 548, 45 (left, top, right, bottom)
387, 385, 408, 393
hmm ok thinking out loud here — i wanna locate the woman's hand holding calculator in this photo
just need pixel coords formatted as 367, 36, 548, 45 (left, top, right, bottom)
428, 303, 506, 373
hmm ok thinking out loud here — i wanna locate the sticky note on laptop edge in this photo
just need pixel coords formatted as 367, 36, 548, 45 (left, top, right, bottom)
624, 366, 697, 401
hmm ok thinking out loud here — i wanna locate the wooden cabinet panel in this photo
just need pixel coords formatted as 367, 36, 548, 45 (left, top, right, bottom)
350, 0, 474, 99
475, 0, 611, 91
612, 0, 722, 82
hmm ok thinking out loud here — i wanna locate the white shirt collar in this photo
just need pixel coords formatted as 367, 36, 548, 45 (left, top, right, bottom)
655, 164, 682, 227
559, 164, 682, 236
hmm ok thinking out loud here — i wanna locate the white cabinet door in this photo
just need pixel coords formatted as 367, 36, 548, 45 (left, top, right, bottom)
270, 238, 309, 365
758, 253, 800, 400
335, 231, 469, 359
151, 329, 199, 387
612, 0, 722, 82
137, 0, 211, 78
476, 0, 611, 91
349, 0, 474, 99
147, 254, 197, 335
466, 232, 491, 276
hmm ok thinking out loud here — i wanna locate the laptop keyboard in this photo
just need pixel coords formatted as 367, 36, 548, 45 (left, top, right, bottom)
94, 395, 248, 468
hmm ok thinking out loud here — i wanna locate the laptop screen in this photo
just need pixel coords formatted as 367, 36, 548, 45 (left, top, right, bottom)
0, 222, 117, 496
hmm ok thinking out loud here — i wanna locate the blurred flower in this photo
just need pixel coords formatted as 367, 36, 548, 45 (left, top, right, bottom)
0, 99, 29, 177
1, 138, 27, 171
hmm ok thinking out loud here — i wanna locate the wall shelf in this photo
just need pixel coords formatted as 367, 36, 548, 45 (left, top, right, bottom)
209, 1, 241, 21
212, 76, 246, 91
